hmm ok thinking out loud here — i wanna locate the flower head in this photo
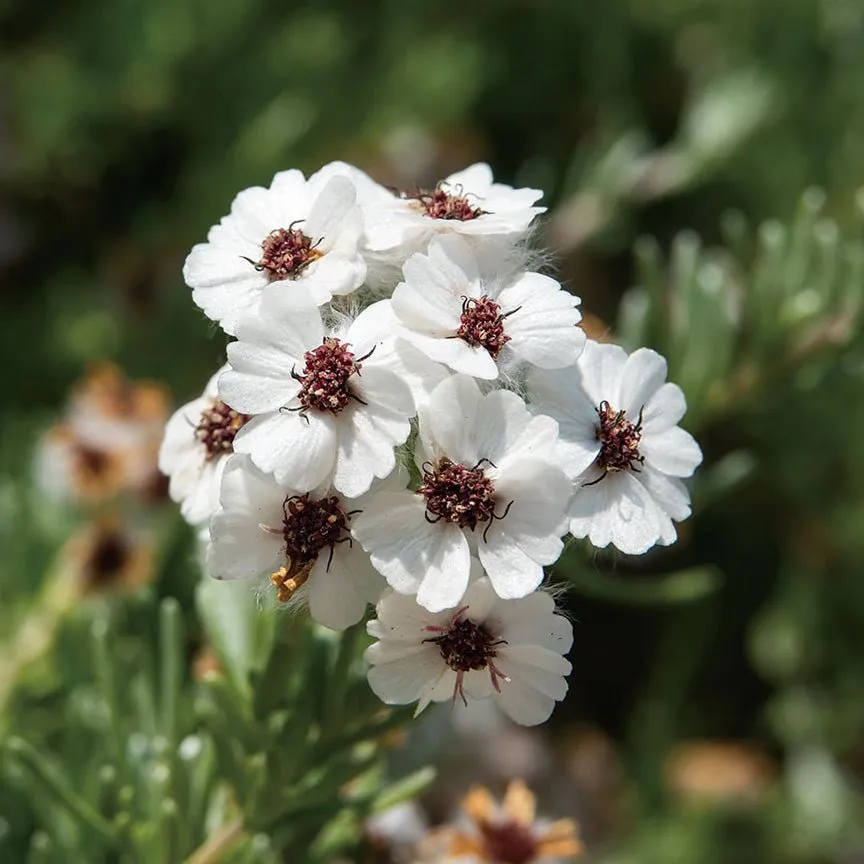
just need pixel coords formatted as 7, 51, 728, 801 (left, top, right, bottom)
365, 575, 573, 726
36, 363, 169, 504
219, 291, 420, 497
529, 340, 703, 554
159, 365, 250, 527
353, 375, 571, 612
363, 164, 545, 255
418, 780, 584, 863
183, 166, 367, 335
391, 236, 584, 379
207, 456, 382, 630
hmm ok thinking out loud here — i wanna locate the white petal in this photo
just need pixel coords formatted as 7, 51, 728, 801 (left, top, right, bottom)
180, 458, 224, 526
643, 382, 687, 431
234, 410, 337, 491
576, 340, 627, 407
641, 426, 703, 477
302, 253, 365, 298
494, 411, 560, 470
420, 377, 532, 467
331, 371, 412, 497
307, 547, 382, 630
495, 677, 557, 726
352, 493, 471, 607
443, 163, 494, 195
400, 330, 499, 379
498, 272, 585, 369
568, 470, 667, 555
490, 594, 574, 654
304, 175, 357, 240
497, 646, 570, 700
205, 459, 286, 581
217, 454, 287, 514
416, 530, 473, 613
185, 246, 266, 336
619, 348, 668, 418
237, 289, 325, 356
366, 650, 446, 706
635, 465, 692, 522
221, 344, 300, 414
479, 533, 547, 600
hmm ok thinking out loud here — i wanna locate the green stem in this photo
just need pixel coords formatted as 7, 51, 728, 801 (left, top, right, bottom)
0, 556, 80, 734
183, 817, 245, 864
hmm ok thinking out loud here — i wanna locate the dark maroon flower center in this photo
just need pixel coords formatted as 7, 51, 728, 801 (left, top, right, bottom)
281, 494, 352, 566
456, 295, 511, 358
407, 185, 483, 221
425, 615, 500, 672
196, 400, 250, 459
256, 227, 321, 281
480, 820, 540, 864
419, 457, 497, 530
293, 338, 363, 415
596, 400, 643, 473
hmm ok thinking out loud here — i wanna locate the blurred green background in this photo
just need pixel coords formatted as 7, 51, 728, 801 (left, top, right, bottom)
3, 0, 864, 861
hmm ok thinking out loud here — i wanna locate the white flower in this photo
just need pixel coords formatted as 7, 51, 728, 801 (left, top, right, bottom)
219, 291, 417, 498
365, 574, 573, 726
362, 163, 546, 254
391, 235, 584, 380
206, 456, 382, 630
352, 375, 571, 612
183, 166, 367, 335
529, 340, 703, 555
158, 365, 250, 526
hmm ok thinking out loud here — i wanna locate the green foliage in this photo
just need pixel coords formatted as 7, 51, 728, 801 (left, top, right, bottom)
4, 0, 864, 861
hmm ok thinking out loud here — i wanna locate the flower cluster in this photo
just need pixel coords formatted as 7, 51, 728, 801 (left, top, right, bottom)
160, 161, 702, 726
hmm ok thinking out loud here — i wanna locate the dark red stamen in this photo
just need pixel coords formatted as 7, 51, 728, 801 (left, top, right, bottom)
406, 184, 483, 221
423, 607, 508, 706
292, 338, 363, 415
455, 295, 511, 358
195, 400, 250, 459
255, 227, 321, 281
480, 821, 540, 864
419, 458, 497, 530
281, 494, 353, 566
595, 400, 644, 474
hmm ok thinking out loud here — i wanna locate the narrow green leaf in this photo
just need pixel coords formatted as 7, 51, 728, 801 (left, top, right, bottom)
6, 737, 119, 847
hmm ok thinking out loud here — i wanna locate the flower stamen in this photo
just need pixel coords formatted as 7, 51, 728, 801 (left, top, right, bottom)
405, 183, 484, 221
419, 458, 497, 530
195, 400, 250, 460
250, 225, 322, 281
454, 295, 516, 358
267, 493, 355, 603
423, 607, 509, 706
291, 338, 365, 416
479, 820, 541, 864
583, 401, 644, 486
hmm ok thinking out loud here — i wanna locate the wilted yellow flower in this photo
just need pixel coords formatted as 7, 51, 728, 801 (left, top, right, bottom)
36, 362, 169, 505
418, 780, 583, 864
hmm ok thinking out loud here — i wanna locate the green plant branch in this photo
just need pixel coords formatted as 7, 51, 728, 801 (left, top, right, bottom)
183, 816, 246, 864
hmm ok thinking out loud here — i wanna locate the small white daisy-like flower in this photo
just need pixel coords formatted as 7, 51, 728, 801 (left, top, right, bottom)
158, 365, 250, 526
219, 291, 416, 498
365, 574, 573, 726
352, 375, 571, 612
362, 163, 546, 254
391, 235, 584, 379
529, 340, 703, 555
206, 456, 382, 630
183, 166, 367, 335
